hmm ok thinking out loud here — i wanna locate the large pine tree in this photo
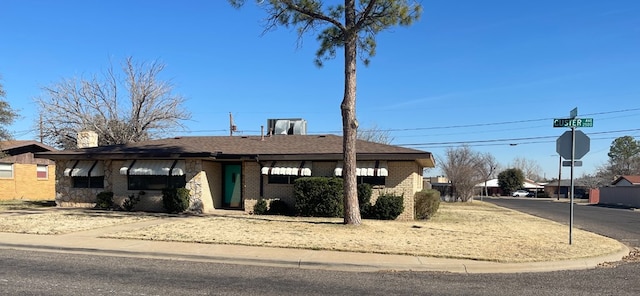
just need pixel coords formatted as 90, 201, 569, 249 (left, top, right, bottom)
229, 0, 422, 225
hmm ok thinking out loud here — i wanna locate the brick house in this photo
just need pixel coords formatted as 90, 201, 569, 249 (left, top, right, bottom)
38, 134, 435, 220
0, 140, 56, 200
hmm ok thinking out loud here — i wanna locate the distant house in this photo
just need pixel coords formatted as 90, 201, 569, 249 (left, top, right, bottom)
543, 179, 589, 198
37, 134, 435, 220
611, 175, 640, 186
0, 140, 56, 200
423, 176, 451, 197
597, 175, 640, 208
474, 178, 544, 196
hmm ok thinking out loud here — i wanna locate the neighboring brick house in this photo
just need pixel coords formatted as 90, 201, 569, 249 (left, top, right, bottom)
37, 134, 435, 220
0, 140, 56, 200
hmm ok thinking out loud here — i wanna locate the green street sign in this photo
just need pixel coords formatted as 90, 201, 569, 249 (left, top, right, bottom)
553, 118, 594, 128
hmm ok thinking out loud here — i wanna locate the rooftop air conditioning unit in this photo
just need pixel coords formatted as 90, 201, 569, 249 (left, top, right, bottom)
267, 118, 307, 135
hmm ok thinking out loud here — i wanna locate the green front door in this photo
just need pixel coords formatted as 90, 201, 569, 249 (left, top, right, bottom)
223, 164, 242, 208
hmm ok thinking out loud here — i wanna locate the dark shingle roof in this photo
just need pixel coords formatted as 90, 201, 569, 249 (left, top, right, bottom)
1, 140, 57, 155
37, 135, 435, 167
612, 175, 640, 185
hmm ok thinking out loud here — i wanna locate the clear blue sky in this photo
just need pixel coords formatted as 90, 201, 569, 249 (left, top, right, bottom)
2, 0, 639, 180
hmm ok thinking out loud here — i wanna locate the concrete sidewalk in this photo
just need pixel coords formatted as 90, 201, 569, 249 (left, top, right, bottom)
0, 218, 629, 273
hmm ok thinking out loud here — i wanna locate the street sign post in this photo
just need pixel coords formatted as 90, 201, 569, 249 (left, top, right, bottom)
570, 107, 577, 119
553, 107, 593, 245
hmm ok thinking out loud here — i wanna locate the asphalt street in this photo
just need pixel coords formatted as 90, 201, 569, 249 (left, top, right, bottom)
1, 249, 639, 296
483, 198, 640, 248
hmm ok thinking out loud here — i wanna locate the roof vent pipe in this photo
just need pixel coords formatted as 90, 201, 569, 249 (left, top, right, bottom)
261, 125, 265, 141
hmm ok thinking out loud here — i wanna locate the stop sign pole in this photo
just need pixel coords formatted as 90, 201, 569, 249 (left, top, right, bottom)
570, 126, 576, 245
553, 107, 592, 245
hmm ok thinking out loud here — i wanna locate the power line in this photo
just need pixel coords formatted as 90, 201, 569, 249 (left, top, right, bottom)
312, 107, 640, 135
398, 128, 640, 147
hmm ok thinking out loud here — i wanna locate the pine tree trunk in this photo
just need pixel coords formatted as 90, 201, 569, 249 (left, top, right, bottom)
342, 0, 361, 225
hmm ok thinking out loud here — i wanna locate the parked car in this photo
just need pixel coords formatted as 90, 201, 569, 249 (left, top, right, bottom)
512, 190, 533, 197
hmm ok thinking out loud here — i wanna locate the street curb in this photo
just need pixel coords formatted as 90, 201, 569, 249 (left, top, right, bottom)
0, 240, 630, 274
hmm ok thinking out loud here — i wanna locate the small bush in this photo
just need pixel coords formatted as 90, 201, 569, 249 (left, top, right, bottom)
294, 177, 343, 217
268, 199, 290, 215
370, 194, 404, 220
415, 189, 440, 220
253, 199, 268, 215
162, 188, 190, 213
95, 191, 114, 209
122, 191, 145, 211
358, 183, 373, 218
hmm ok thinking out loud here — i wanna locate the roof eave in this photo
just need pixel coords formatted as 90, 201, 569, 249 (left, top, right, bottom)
36, 152, 216, 160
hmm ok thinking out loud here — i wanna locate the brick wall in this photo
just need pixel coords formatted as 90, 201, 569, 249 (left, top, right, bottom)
52, 158, 425, 220
243, 161, 261, 212
0, 162, 55, 200
380, 161, 422, 220
199, 161, 221, 211
243, 160, 423, 220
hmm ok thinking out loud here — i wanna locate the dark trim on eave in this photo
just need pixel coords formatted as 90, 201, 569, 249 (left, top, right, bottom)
35, 152, 216, 160
257, 152, 433, 161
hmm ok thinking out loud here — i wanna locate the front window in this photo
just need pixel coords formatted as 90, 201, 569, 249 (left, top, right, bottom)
267, 175, 300, 185
359, 176, 385, 186
0, 163, 13, 179
128, 175, 187, 190
37, 164, 48, 179
72, 176, 105, 188
65, 160, 105, 189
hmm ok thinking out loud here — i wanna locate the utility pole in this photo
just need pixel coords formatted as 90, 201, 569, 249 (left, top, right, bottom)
39, 114, 44, 143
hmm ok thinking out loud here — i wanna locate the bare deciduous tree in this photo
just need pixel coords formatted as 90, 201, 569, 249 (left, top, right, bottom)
577, 173, 608, 189
357, 123, 394, 144
229, 0, 422, 225
476, 152, 499, 197
36, 57, 190, 149
0, 78, 19, 142
440, 146, 482, 202
510, 157, 543, 181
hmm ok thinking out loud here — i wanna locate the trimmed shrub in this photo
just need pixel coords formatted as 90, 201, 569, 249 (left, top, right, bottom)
294, 177, 343, 217
122, 191, 145, 212
268, 199, 290, 215
253, 199, 268, 215
162, 188, 190, 213
358, 183, 373, 218
370, 194, 404, 220
95, 191, 114, 209
414, 189, 440, 220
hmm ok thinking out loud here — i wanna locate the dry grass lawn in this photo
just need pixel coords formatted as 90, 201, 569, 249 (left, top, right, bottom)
0, 200, 624, 262
0, 201, 153, 234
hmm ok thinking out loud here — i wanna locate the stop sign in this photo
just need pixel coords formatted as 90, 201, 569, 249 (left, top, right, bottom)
556, 130, 590, 159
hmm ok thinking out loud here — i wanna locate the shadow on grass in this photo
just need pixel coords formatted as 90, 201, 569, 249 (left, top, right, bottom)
1, 200, 344, 225
23, 200, 57, 207
203, 212, 345, 225
588, 203, 637, 210
0, 200, 56, 209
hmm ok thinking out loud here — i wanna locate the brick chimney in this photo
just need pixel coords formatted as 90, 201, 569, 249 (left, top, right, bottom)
77, 131, 98, 148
